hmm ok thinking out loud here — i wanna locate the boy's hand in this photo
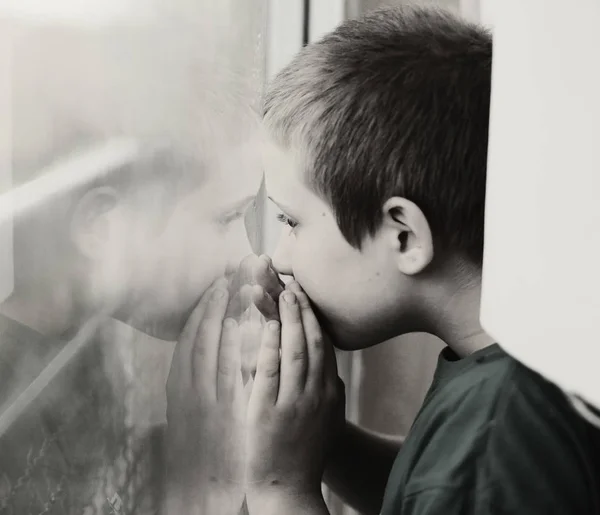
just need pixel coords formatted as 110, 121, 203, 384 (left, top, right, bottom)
227, 254, 285, 323
226, 254, 285, 379
165, 278, 246, 514
245, 282, 345, 511
250, 254, 285, 322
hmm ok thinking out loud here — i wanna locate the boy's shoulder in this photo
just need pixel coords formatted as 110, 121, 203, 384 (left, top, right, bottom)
0, 313, 64, 410
410, 343, 591, 459
416, 342, 571, 416
381, 343, 600, 515
417, 343, 518, 416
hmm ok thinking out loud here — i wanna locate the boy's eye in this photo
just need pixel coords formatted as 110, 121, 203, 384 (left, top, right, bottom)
218, 210, 245, 225
276, 213, 298, 229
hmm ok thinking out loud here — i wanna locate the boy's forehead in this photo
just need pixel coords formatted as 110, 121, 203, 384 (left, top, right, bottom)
166, 134, 262, 186
262, 140, 325, 215
210, 140, 262, 192
261, 138, 302, 173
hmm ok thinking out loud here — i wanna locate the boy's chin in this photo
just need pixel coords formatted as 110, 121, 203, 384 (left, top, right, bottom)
333, 337, 387, 352
327, 326, 386, 351
327, 321, 408, 351
137, 321, 185, 342
114, 310, 188, 342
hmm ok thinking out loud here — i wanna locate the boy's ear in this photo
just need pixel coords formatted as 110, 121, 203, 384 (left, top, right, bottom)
69, 186, 122, 260
381, 197, 434, 275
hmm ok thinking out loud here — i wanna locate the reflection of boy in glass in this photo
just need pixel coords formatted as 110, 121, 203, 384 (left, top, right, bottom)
0, 29, 261, 515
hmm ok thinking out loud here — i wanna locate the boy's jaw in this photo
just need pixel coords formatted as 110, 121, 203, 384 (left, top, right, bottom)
113, 302, 190, 342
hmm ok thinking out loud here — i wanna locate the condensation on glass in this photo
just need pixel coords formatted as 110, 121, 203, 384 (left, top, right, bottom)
0, 2, 266, 514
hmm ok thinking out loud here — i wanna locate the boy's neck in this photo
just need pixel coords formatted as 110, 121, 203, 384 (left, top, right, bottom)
424, 275, 495, 358
0, 286, 86, 340
442, 323, 496, 359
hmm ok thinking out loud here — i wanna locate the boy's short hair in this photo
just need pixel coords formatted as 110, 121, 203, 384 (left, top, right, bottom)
264, 6, 492, 265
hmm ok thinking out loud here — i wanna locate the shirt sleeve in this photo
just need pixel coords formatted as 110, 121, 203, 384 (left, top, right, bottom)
395, 366, 600, 515
398, 487, 474, 514
479, 366, 600, 515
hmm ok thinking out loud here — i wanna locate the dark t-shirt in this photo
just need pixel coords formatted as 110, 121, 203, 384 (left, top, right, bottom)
381, 343, 600, 515
0, 314, 164, 515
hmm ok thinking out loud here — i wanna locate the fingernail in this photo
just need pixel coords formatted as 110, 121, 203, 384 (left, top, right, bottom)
215, 277, 228, 288
212, 289, 226, 301
282, 291, 296, 304
223, 318, 237, 329
251, 284, 265, 298
268, 321, 280, 332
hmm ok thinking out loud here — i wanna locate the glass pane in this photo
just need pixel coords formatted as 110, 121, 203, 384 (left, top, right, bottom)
0, 1, 266, 513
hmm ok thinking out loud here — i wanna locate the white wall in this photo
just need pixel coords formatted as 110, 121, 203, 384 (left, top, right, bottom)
480, 0, 600, 410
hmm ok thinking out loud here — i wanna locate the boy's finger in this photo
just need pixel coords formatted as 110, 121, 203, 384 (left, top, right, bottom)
193, 287, 229, 400
225, 292, 242, 321
243, 376, 254, 406
176, 277, 227, 386
278, 291, 308, 404
252, 284, 280, 322
282, 281, 337, 388
287, 282, 325, 394
228, 254, 258, 292
185, 278, 229, 337
240, 318, 262, 383
323, 335, 339, 388
255, 254, 285, 300
251, 321, 282, 407
225, 283, 254, 320
217, 318, 241, 403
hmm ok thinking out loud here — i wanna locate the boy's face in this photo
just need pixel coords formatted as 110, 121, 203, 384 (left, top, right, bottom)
75, 143, 262, 341
263, 141, 422, 350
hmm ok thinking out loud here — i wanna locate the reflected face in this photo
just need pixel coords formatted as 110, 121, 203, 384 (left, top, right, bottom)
85, 142, 262, 341
263, 141, 410, 350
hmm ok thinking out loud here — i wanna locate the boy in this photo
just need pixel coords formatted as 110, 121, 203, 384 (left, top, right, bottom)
241, 5, 600, 515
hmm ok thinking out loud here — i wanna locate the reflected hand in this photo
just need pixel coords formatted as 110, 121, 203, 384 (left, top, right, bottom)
250, 254, 285, 322
165, 278, 246, 514
227, 254, 285, 323
245, 282, 345, 512
226, 254, 285, 379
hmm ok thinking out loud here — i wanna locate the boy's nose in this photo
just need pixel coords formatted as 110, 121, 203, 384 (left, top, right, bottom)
271, 237, 293, 276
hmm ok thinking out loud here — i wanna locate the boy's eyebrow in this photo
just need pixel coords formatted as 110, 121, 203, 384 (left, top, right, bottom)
267, 196, 294, 214
224, 195, 256, 212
